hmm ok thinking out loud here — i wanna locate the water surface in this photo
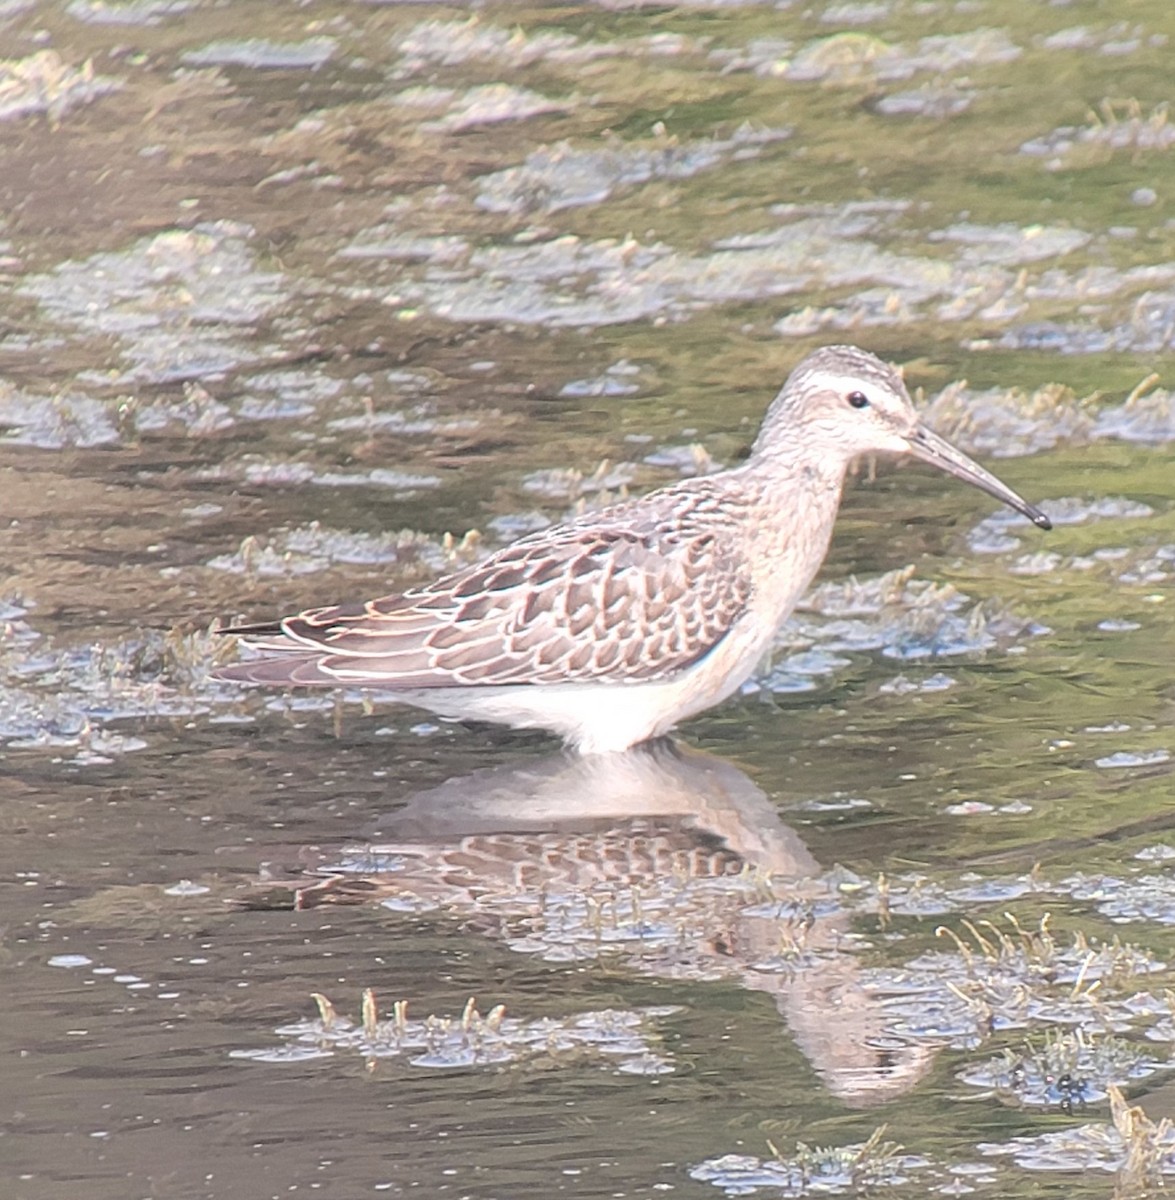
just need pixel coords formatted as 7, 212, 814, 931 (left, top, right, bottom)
3, 1, 1175, 1197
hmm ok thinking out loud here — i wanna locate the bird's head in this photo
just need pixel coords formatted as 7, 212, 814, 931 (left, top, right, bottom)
754, 344, 1051, 530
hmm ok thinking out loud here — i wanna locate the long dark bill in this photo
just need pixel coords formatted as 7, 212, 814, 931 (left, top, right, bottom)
907, 424, 1052, 530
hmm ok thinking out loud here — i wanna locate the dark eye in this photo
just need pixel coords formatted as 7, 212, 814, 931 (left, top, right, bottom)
847, 391, 870, 409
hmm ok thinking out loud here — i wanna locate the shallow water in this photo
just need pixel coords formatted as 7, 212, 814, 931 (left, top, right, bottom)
3, 1, 1175, 1197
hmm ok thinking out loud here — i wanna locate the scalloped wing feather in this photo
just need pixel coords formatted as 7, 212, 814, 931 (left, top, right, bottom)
223, 516, 752, 689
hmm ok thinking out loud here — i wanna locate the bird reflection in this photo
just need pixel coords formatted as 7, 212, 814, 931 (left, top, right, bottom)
250, 740, 936, 1106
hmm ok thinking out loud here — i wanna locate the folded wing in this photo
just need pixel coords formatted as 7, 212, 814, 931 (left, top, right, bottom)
216, 521, 751, 689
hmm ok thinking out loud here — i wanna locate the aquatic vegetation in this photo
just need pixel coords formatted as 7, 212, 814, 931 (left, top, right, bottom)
930, 222, 1090, 266
125, 382, 235, 437
769, 565, 1045, 684
997, 290, 1175, 355
180, 38, 337, 70
559, 359, 643, 397
967, 496, 1157, 558
231, 990, 677, 1075
66, 0, 193, 25
860, 917, 1167, 1048
640, 442, 718, 476
958, 1028, 1166, 1107
1095, 377, 1175, 443
979, 1085, 1175, 1184
392, 83, 572, 133
391, 17, 616, 73
0, 381, 121, 448
0, 615, 242, 759
873, 82, 976, 119
1022, 99, 1175, 166
691, 1126, 926, 1196
0, 50, 119, 122
201, 459, 443, 493
380, 208, 1108, 330
1062, 874, 1175, 927
1094, 750, 1170, 769
521, 459, 637, 500
877, 671, 956, 695
729, 28, 1021, 84
475, 126, 790, 215
205, 523, 463, 580
17, 223, 289, 386
920, 380, 1098, 459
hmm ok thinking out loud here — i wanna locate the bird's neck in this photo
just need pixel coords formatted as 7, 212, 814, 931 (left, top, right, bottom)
732, 449, 851, 620
742, 444, 851, 501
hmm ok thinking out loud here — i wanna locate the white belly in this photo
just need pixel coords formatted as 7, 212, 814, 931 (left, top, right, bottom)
392, 606, 778, 754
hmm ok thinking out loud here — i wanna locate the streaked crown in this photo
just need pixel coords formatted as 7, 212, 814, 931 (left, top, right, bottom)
752, 344, 919, 464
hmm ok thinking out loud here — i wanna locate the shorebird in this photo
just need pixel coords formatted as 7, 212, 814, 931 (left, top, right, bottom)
216, 344, 1050, 753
